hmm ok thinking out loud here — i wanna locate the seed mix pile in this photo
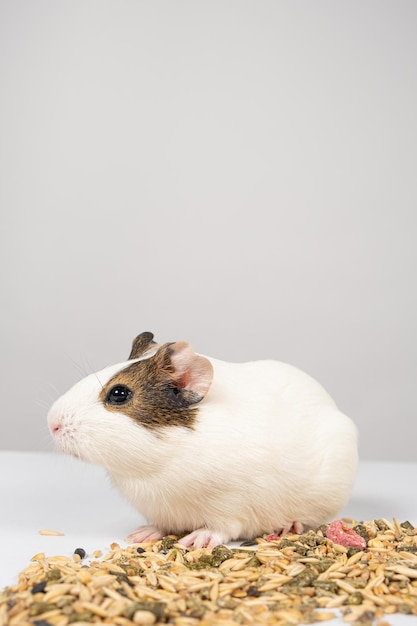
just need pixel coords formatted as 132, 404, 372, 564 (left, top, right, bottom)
1, 518, 417, 626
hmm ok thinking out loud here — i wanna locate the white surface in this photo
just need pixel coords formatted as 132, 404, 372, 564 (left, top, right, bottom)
1, 451, 417, 626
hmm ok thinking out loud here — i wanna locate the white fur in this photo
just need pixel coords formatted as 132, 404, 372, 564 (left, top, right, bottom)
47, 352, 358, 547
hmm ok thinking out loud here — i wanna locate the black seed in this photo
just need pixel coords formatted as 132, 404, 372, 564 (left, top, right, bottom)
31, 580, 47, 594
74, 548, 86, 559
136, 547, 146, 554
240, 539, 257, 547
247, 585, 261, 597
34, 621, 54, 626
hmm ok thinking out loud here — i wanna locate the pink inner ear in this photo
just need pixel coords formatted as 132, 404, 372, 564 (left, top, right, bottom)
178, 371, 192, 389
170, 342, 213, 398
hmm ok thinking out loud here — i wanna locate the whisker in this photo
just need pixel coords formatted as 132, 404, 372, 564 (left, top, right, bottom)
64, 350, 90, 378
94, 372, 104, 390
35, 398, 52, 410
81, 353, 95, 377
37, 382, 62, 408
46, 380, 60, 395
43, 432, 56, 451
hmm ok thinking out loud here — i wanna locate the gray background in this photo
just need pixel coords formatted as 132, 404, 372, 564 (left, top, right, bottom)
1, 0, 416, 461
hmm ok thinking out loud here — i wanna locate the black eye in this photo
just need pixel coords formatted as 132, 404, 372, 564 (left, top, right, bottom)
106, 385, 133, 405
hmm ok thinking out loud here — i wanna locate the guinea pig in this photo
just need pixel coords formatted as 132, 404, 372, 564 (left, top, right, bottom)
47, 331, 358, 549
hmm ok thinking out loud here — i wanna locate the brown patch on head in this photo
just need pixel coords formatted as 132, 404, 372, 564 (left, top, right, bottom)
100, 341, 213, 431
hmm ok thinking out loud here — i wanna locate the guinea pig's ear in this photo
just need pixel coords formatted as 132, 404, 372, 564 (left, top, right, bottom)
158, 342, 213, 403
129, 332, 158, 359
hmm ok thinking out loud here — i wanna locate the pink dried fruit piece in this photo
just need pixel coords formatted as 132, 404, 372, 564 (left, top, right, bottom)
326, 520, 367, 549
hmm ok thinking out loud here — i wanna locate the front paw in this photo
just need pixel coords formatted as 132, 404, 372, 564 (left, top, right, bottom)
178, 528, 229, 549
127, 524, 164, 544
266, 521, 304, 541
282, 521, 304, 535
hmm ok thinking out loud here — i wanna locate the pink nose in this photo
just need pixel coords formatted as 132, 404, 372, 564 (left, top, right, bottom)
52, 422, 61, 433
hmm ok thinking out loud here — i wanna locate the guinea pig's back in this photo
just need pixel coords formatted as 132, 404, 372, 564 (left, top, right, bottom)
202, 356, 341, 421
194, 356, 358, 510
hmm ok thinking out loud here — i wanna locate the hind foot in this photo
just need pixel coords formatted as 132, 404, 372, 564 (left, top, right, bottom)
178, 528, 229, 549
